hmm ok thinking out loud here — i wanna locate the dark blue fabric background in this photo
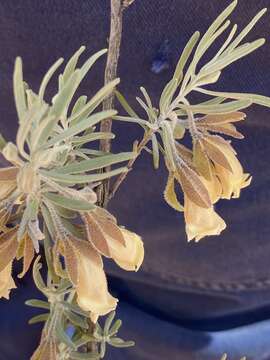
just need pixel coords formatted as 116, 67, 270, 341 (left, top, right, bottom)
0, 0, 270, 359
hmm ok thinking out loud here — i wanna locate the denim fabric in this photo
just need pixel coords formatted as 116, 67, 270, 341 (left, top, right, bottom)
0, 0, 270, 358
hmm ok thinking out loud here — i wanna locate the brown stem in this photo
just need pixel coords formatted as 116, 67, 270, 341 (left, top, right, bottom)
109, 130, 153, 200
98, 0, 133, 207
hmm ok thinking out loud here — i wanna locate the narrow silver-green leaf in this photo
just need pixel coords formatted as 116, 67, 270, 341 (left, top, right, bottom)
28, 313, 50, 325
62, 46, 86, 84
224, 8, 267, 54
115, 90, 139, 118
43, 192, 95, 211
173, 31, 200, 84
161, 121, 176, 171
195, 71, 221, 87
113, 115, 155, 129
43, 110, 116, 148
69, 79, 120, 125
49, 70, 81, 120
108, 319, 122, 337
71, 95, 88, 116
17, 103, 48, 158
140, 87, 153, 110
195, 87, 270, 108
104, 311, 116, 335
195, 0, 237, 58
25, 299, 50, 310
13, 57, 27, 123
136, 96, 157, 123
108, 338, 135, 348
40, 166, 128, 184
159, 79, 178, 114
209, 24, 238, 63
151, 134, 160, 169
72, 132, 115, 145
57, 152, 134, 174
199, 38, 265, 76
181, 99, 251, 114
38, 58, 64, 100
40, 204, 56, 239
80, 48, 108, 81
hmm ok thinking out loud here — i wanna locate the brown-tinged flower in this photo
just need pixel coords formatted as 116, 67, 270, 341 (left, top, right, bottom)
55, 207, 144, 320
0, 166, 18, 201
164, 143, 212, 210
184, 195, 226, 242
0, 262, 16, 299
0, 227, 34, 299
196, 112, 246, 140
64, 238, 118, 321
83, 208, 144, 270
214, 146, 252, 199
163, 143, 226, 241
184, 175, 226, 242
193, 129, 251, 199
111, 228, 144, 271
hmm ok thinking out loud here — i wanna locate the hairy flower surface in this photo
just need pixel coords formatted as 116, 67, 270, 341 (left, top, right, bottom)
53, 207, 144, 320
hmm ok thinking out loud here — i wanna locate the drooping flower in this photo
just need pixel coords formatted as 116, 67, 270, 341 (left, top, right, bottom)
184, 175, 226, 242
0, 262, 16, 299
83, 208, 144, 271
0, 227, 34, 299
52, 207, 144, 320
184, 196, 226, 242
112, 228, 144, 271
214, 147, 252, 199
61, 237, 118, 322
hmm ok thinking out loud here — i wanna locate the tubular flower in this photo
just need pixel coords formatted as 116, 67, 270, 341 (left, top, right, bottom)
214, 148, 252, 199
65, 238, 118, 321
184, 174, 226, 242
111, 228, 144, 271
53, 207, 144, 320
194, 131, 252, 199
184, 196, 226, 242
83, 208, 144, 271
0, 262, 16, 299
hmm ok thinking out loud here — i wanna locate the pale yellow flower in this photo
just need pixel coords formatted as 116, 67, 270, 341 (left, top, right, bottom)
84, 209, 145, 271
75, 242, 118, 320
0, 262, 16, 299
184, 175, 226, 242
110, 228, 144, 271
184, 195, 226, 242
214, 145, 252, 199
62, 209, 145, 320
59, 238, 117, 320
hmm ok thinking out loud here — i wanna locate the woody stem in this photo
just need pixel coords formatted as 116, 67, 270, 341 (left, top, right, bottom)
98, 0, 134, 207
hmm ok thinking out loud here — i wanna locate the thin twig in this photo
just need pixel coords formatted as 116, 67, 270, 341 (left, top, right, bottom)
99, 0, 133, 207
109, 130, 153, 200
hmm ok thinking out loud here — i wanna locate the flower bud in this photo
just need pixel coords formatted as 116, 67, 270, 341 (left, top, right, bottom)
2, 142, 22, 166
